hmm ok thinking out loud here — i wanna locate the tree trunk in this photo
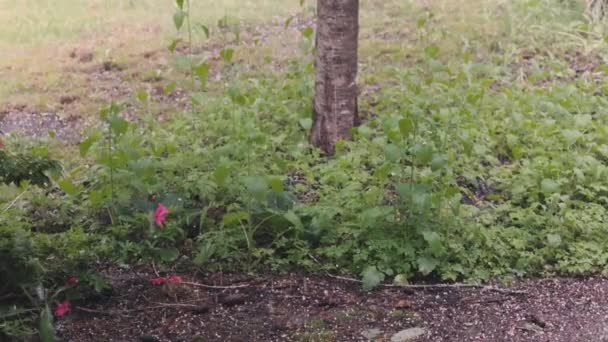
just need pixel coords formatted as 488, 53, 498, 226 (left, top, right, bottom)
310, 0, 359, 155
587, 0, 607, 21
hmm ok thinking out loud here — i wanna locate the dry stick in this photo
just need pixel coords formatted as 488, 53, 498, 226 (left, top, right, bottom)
325, 273, 526, 295
75, 302, 205, 316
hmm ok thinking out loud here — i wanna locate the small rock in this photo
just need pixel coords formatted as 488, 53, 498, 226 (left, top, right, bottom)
361, 328, 383, 340
390, 327, 426, 342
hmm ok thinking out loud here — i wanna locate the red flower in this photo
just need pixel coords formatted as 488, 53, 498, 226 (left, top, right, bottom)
153, 203, 169, 227
54, 301, 71, 317
66, 276, 79, 285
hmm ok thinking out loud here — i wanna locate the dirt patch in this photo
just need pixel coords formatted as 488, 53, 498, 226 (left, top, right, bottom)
0, 107, 85, 143
56, 268, 608, 342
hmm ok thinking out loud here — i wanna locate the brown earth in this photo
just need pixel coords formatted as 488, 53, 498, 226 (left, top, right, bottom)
56, 267, 608, 342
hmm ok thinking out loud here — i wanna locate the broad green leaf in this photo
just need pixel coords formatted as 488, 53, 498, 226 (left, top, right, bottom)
284, 211, 303, 230
384, 144, 401, 163
158, 248, 180, 262
244, 176, 268, 201
562, 129, 582, 145
269, 178, 284, 193
222, 211, 249, 225
192, 62, 209, 85
299, 118, 313, 130
361, 266, 385, 291
58, 179, 79, 195
417, 256, 439, 275
413, 144, 434, 165
79, 132, 100, 157
541, 179, 560, 194
213, 164, 230, 185
398, 118, 414, 138
422, 231, 443, 254
393, 274, 409, 286
547, 234, 562, 247
301, 27, 314, 39
109, 116, 129, 136
173, 10, 187, 30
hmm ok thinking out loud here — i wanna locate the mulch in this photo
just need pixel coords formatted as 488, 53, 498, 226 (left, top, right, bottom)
56, 266, 608, 342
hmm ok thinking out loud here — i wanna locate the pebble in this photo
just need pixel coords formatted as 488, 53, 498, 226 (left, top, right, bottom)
390, 327, 427, 342
361, 327, 383, 340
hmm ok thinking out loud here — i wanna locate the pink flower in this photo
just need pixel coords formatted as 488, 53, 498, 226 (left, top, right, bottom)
54, 301, 71, 317
153, 203, 169, 227
149, 275, 182, 285
66, 276, 79, 285
168, 275, 182, 283
150, 277, 167, 285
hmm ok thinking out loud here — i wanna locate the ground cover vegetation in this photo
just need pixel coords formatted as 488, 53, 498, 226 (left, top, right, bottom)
3, 0, 608, 339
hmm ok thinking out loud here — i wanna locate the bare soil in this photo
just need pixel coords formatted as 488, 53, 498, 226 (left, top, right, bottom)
56, 266, 608, 342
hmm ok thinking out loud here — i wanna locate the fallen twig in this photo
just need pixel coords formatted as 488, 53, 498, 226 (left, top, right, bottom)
325, 273, 526, 295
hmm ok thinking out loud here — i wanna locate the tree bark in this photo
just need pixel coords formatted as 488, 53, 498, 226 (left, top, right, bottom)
310, 0, 359, 155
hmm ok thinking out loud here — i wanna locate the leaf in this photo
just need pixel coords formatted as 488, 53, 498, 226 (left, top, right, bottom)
547, 234, 562, 247
136, 89, 148, 103
109, 116, 129, 136
299, 118, 312, 130
284, 16, 294, 29
222, 211, 249, 225
562, 129, 582, 145
384, 144, 401, 163
413, 144, 434, 165
174, 55, 192, 71
39, 305, 56, 342
168, 38, 182, 53
417, 256, 439, 275
213, 164, 230, 185
425, 45, 440, 59
198, 24, 210, 38
244, 176, 268, 201
175, 0, 184, 10
361, 266, 385, 291
79, 133, 99, 157
301, 27, 314, 39
220, 48, 235, 63
158, 248, 180, 262
398, 118, 414, 138
393, 274, 409, 286
422, 231, 443, 255
284, 211, 303, 230
192, 62, 209, 85
269, 178, 284, 193
58, 179, 79, 195
164, 81, 177, 95
541, 179, 560, 194
173, 10, 187, 31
